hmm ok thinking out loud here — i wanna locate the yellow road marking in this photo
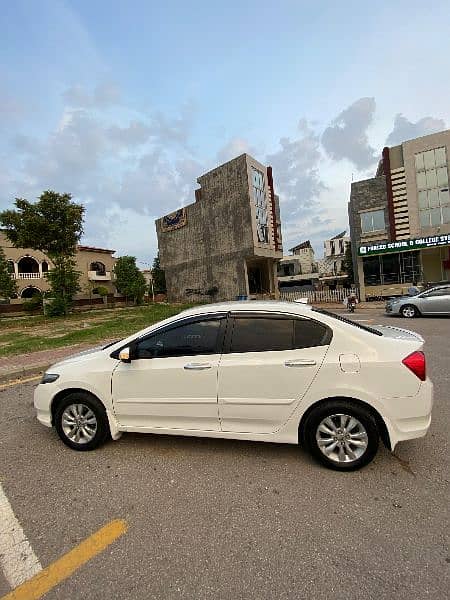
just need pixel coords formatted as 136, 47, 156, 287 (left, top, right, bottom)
0, 375, 41, 390
1, 519, 127, 600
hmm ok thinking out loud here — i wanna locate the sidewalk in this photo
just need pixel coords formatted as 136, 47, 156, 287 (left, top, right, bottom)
0, 343, 98, 384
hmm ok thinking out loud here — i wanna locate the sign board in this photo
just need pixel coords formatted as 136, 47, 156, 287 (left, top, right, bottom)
358, 234, 450, 257
161, 208, 187, 232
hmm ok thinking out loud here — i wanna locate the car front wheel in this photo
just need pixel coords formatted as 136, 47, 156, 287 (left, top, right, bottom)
54, 392, 110, 451
400, 304, 419, 318
302, 400, 379, 471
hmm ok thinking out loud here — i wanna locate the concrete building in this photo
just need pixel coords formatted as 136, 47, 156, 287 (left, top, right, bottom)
349, 130, 450, 300
0, 230, 117, 300
277, 241, 319, 291
156, 154, 283, 302
318, 231, 351, 289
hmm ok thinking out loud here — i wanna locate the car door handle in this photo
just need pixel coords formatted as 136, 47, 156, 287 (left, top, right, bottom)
284, 359, 317, 367
184, 362, 212, 370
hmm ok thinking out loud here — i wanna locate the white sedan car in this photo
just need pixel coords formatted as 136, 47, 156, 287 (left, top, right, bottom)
34, 301, 433, 471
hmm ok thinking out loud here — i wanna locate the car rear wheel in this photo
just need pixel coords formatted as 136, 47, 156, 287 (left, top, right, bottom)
302, 401, 379, 471
54, 392, 110, 451
401, 304, 419, 318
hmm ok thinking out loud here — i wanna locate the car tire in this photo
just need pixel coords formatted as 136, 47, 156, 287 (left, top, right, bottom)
54, 392, 110, 451
302, 400, 379, 471
400, 304, 419, 318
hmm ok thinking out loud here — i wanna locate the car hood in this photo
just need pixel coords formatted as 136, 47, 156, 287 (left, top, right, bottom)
371, 324, 424, 342
50, 345, 106, 369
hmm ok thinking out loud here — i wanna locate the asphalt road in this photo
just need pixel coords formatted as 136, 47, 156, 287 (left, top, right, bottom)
0, 311, 449, 599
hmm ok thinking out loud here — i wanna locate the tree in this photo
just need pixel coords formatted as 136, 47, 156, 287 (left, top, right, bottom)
114, 256, 146, 305
342, 241, 355, 285
151, 253, 166, 293
0, 191, 84, 315
0, 247, 17, 300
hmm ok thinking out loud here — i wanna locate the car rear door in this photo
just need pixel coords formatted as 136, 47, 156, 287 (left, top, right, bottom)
217, 313, 331, 434
419, 286, 450, 314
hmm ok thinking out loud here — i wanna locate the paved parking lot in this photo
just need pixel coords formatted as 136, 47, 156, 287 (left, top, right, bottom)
0, 311, 449, 599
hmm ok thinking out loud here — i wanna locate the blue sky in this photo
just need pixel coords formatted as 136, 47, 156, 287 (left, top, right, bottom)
1, 0, 450, 264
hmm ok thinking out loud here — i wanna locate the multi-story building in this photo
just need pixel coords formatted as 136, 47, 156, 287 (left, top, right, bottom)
318, 231, 351, 289
156, 154, 283, 302
349, 129, 450, 300
0, 230, 117, 300
277, 241, 319, 291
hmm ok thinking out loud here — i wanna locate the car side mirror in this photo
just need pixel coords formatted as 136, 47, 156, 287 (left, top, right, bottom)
119, 347, 132, 363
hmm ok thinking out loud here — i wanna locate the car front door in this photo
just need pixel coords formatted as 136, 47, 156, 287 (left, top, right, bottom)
419, 287, 450, 314
111, 315, 226, 431
218, 313, 331, 434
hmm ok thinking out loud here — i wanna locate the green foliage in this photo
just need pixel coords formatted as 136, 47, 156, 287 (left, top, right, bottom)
342, 241, 355, 284
0, 247, 17, 299
95, 285, 109, 297
151, 253, 166, 293
22, 293, 43, 313
114, 256, 146, 305
0, 190, 84, 258
45, 256, 81, 315
0, 190, 84, 315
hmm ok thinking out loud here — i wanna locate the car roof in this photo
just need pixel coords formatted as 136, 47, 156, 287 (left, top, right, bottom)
177, 300, 314, 318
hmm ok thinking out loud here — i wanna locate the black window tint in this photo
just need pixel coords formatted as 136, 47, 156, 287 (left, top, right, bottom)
294, 319, 331, 348
137, 319, 221, 359
425, 287, 450, 297
230, 318, 293, 353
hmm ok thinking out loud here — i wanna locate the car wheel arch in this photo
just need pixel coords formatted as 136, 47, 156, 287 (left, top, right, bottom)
298, 396, 391, 451
50, 388, 105, 425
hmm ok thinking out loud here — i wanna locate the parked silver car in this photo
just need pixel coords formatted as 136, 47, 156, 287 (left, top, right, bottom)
385, 285, 450, 317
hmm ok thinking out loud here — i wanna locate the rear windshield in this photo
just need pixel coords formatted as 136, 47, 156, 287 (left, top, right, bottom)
312, 308, 383, 336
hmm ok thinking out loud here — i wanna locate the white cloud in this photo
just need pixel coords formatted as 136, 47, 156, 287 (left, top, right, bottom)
322, 97, 377, 170
386, 114, 446, 146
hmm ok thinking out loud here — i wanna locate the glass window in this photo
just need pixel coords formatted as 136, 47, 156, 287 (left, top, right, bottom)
416, 171, 427, 190
418, 190, 428, 209
424, 287, 450, 297
294, 319, 331, 348
360, 209, 385, 233
230, 317, 293, 353
423, 150, 435, 170
434, 147, 446, 167
437, 166, 448, 187
420, 210, 430, 227
136, 319, 222, 359
439, 189, 450, 205
415, 153, 425, 171
430, 208, 441, 226
381, 253, 400, 284
363, 255, 381, 285
426, 168, 437, 189
428, 188, 439, 208
442, 205, 450, 224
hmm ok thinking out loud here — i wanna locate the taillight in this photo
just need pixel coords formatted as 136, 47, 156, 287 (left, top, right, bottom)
402, 351, 426, 381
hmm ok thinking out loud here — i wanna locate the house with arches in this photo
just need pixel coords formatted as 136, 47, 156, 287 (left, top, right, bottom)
0, 230, 117, 301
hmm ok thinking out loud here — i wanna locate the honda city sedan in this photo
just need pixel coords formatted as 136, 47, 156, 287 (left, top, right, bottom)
34, 301, 433, 471
385, 284, 450, 317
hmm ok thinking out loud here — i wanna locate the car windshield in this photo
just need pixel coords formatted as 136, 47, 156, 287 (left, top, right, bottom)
312, 308, 383, 336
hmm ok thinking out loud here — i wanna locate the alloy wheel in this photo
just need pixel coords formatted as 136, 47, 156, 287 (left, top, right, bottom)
61, 403, 98, 444
402, 306, 416, 318
315, 413, 368, 464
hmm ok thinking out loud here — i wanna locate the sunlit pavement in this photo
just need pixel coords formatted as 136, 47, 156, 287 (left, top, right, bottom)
0, 311, 448, 600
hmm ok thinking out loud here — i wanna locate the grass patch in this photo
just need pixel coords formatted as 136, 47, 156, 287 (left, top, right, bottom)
0, 303, 193, 357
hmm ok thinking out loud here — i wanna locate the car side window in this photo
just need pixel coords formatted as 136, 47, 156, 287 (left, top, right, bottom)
294, 318, 332, 348
229, 317, 293, 353
136, 318, 223, 359
423, 287, 450, 297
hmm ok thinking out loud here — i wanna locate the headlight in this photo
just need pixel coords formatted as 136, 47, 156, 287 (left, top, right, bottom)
40, 373, 60, 384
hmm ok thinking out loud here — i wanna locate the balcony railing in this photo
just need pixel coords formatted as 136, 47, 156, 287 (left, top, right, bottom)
88, 270, 112, 281
10, 273, 42, 279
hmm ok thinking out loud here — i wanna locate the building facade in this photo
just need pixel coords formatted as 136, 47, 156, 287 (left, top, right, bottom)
0, 231, 117, 300
349, 130, 450, 300
318, 231, 350, 289
277, 241, 319, 291
156, 154, 283, 302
